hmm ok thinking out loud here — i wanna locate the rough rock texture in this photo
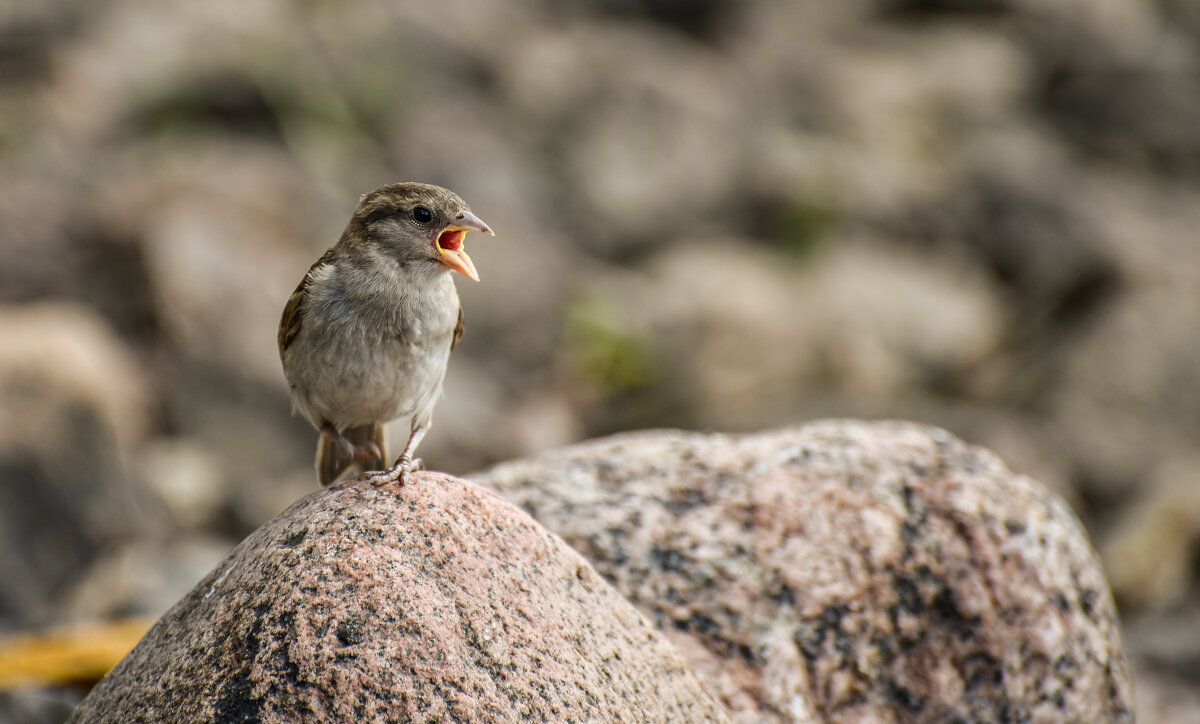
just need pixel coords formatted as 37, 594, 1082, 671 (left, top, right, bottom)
69, 474, 731, 723
473, 421, 1134, 724
5, 0, 1200, 646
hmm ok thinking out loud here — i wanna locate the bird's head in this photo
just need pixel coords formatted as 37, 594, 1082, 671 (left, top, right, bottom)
351, 182, 494, 281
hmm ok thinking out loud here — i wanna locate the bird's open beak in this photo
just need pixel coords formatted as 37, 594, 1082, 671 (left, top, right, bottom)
436, 210, 493, 282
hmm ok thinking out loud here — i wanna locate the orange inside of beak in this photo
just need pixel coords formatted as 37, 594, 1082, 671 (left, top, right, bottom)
437, 229, 465, 252
435, 228, 479, 281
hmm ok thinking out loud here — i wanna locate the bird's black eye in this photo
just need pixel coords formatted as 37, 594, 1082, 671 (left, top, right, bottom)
412, 206, 433, 224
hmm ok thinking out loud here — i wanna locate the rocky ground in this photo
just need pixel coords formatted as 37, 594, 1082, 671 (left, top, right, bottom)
69, 423, 1134, 724
1, 0, 1198, 720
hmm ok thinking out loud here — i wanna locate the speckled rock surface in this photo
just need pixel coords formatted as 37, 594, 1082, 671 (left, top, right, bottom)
68, 474, 731, 723
472, 421, 1134, 724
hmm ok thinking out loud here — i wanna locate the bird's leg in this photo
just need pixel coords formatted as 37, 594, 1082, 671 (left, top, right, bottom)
343, 439, 385, 468
363, 424, 428, 487
318, 423, 356, 486
318, 423, 387, 485
353, 422, 387, 472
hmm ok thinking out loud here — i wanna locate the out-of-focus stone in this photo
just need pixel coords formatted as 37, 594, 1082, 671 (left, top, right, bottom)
1028, 3, 1200, 170
418, 359, 586, 476
69, 474, 731, 723
1124, 605, 1200, 684
473, 421, 1134, 723
821, 29, 1029, 213
1050, 285, 1200, 495
594, 240, 1005, 430
135, 439, 225, 530
1130, 666, 1200, 724
0, 302, 152, 630
86, 141, 338, 498
501, 23, 745, 255
0, 303, 147, 451
101, 142, 320, 387
61, 537, 234, 625
1124, 601, 1200, 722
0, 687, 81, 724
806, 242, 1005, 399
1100, 454, 1200, 613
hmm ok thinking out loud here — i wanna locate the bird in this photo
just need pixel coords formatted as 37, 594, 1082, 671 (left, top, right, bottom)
278, 182, 493, 486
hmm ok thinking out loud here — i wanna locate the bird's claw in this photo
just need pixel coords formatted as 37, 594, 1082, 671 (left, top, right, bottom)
362, 456, 424, 487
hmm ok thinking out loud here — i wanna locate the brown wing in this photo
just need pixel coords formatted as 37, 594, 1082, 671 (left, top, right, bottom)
278, 248, 336, 358
451, 304, 464, 351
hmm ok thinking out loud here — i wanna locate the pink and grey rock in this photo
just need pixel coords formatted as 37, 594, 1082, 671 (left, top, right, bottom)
473, 421, 1134, 724
68, 421, 1133, 723
69, 474, 731, 723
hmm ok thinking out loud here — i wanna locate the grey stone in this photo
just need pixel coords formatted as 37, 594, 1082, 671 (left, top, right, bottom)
69, 473, 731, 723
0, 303, 152, 631
473, 421, 1134, 723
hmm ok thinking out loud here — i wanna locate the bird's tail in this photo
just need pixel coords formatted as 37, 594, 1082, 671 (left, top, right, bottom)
316, 423, 386, 486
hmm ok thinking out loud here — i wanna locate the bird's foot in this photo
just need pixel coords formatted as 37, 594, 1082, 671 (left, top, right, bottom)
353, 441, 386, 469
362, 455, 424, 487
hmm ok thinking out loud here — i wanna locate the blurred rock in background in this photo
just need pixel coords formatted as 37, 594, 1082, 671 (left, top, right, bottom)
1, 0, 1197, 720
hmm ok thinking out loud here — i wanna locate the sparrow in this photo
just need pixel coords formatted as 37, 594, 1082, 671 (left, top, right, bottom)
278, 182, 494, 486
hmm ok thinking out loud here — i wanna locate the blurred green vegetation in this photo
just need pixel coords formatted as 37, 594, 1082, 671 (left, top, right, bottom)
563, 292, 659, 398
768, 197, 838, 259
